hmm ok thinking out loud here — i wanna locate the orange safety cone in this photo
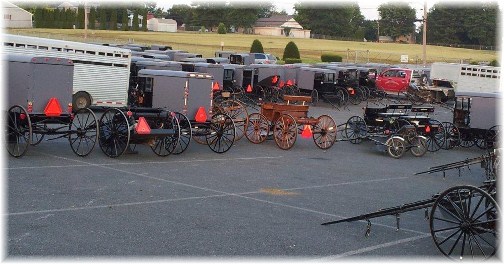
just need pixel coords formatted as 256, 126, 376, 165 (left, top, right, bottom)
246, 84, 253, 93
301, 125, 313, 138
195, 107, 207, 123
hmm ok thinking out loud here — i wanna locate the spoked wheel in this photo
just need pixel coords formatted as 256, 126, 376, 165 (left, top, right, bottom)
150, 112, 181, 157
216, 100, 248, 141
425, 119, 445, 152
6, 105, 32, 158
98, 108, 130, 158
335, 89, 347, 107
312, 115, 337, 149
484, 125, 500, 150
441, 122, 460, 150
245, 113, 270, 144
310, 89, 319, 106
385, 136, 405, 158
273, 114, 297, 150
69, 108, 98, 157
410, 135, 428, 157
348, 88, 362, 105
192, 124, 209, 145
430, 185, 499, 260
31, 130, 45, 146
172, 112, 192, 155
460, 132, 476, 148
206, 113, 235, 153
345, 116, 367, 144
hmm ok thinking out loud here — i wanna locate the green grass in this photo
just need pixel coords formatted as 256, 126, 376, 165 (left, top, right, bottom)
6, 28, 498, 64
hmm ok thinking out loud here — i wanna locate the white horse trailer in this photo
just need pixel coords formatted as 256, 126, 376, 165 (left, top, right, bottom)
3, 34, 132, 109
430, 62, 501, 93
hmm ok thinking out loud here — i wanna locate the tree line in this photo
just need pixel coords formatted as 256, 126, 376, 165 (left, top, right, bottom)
22, 2, 499, 48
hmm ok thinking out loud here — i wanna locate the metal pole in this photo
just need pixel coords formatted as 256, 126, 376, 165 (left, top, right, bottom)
377, 21, 380, 42
422, 1, 427, 65
84, 2, 89, 40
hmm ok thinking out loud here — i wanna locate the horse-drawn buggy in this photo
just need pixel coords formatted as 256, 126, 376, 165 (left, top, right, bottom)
133, 69, 236, 154
245, 95, 337, 150
325, 65, 365, 105
442, 92, 501, 150
295, 67, 345, 107
344, 104, 432, 158
6, 54, 98, 158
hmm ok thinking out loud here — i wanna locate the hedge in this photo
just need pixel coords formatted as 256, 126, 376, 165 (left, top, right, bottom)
321, 54, 343, 62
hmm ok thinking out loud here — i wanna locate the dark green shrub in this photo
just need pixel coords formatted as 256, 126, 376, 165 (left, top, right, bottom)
217, 23, 226, 34
284, 58, 302, 64
321, 54, 343, 62
489, 59, 499, 67
250, 39, 264, 53
282, 41, 300, 60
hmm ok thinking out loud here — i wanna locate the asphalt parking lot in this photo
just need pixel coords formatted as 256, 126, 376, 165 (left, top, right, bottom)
5, 99, 494, 259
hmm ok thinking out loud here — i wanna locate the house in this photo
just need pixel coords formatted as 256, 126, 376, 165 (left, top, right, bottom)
379, 34, 416, 44
253, 15, 310, 39
57, 1, 79, 12
2, 1, 33, 28
147, 18, 177, 32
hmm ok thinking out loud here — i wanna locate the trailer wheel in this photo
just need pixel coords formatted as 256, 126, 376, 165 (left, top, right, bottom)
385, 136, 405, 159
313, 115, 337, 149
245, 113, 269, 144
345, 116, 367, 144
172, 112, 192, 155
430, 185, 499, 260
6, 105, 32, 158
98, 108, 130, 158
69, 108, 98, 157
73, 92, 91, 111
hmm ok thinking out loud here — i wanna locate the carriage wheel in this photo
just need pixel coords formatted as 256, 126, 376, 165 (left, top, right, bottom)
217, 100, 248, 141
310, 89, 319, 106
172, 112, 192, 155
460, 132, 476, 148
313, 115, 337, 149
441, 122, 460, 150
245, 113, 270, 144
98, 108, 130, 158
348, 88, 362, 105
192, 125, 209, 145
206, 113, 235, 153
430, 185, 499, 260
335, 89, 347, 107
69, 108, 98, 157
150, 112, 180, 157
31, 131, 45, 146
484, 125, 500, 150
410, 135, 428, 157
6, 105, 32, 158
273, 114, 297, 150
390, 118, 411, 135
345, 116, 367, 144
385, 136, 405, 159
426, 119, 445, 152
359, 86, 369, 101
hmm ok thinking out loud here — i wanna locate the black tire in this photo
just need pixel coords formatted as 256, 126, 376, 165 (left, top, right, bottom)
6, 105, 32, 158
345, 116, 367, 144
150, 111, 181, 157
410, 135, 428, 157
73, 91, 92, 111
385, 136, 405, 159
430, 185, 499, 260
310, 89, 319, 106
441, 122, 460, 150
172, 112, 192, 155
485, 125, 500, 150
98, 108, 130, 158
69, 108, 98, 157
206, 113, 236, 153
425, 119, 445, 152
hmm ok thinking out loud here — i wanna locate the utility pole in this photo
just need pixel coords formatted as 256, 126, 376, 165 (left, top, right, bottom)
84, 1, 89, 40
422, 1, 427, 65
376, 20, 380, 42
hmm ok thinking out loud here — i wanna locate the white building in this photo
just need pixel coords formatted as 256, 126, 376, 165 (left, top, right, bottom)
147, 18, 177, 32
253, 15, 310, 39
2, 1, 33, 28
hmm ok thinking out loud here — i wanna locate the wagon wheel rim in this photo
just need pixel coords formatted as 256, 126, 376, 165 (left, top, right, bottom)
460, 132, 476, 148
150, 112, 181, 157
98, 108, 130, 158
30, 130, 45, 146
430, 185, 499, 260
484, 125, 500, 150
218, 100, 248, 141
426, 119, 445, 152
410, 135, 428, 157
69, 108, 98, 157
345, 116, 367, 144
273, 114, 297, 150
206, 113, 235, 153
172, 112, 192, 155
385, 136, 405, 159
310, 89, 319, 106
245, 113, 269, 144
313, 115, 337, 149
6, 105, 32, 158
441, 122, 461, 150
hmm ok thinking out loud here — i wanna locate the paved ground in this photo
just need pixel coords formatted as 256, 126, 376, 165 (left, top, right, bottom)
5, 99, 494, 260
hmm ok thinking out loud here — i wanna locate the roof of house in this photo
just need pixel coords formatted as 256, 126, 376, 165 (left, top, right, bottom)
254, 15, 294, 28
148, 18, 177, 24
3, 1, 33, 15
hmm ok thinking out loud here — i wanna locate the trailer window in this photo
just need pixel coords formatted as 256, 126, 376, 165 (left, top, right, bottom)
122, 54, 129, 58
38, 46, 48, 50
4, 42, 14, 46
15, 43, 25, 47
86, 51, 96, 55
107, 53, 113, 57
75, 50, 85, 54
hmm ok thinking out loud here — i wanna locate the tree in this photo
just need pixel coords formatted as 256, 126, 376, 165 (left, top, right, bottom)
166, 4, 194, 28
98, 7, 107, 29
142, 8, 148, 31
378, 3, 416, 39
282, 41, 300, 60
77, 5, 85, 29
132, 10, 139, 31
110, 9, 118, 30
88, 7, 96, 29
121, 8, 129, 30
294, 2, 364, 39
250, 39, 264, 53
217, 22, 227, 34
